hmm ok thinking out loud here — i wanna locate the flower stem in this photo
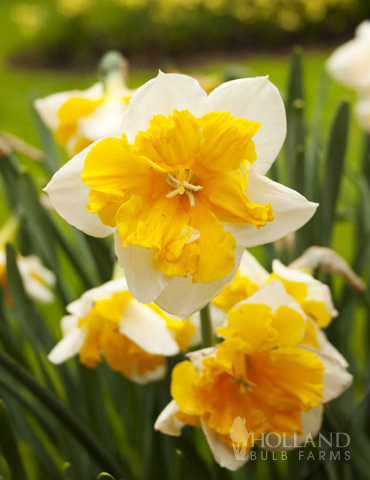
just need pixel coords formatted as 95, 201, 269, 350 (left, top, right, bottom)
200, 303, 213, 348
0, 351, 130, 480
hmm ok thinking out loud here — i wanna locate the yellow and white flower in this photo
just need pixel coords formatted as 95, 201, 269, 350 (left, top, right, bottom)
48, 278, 207, 383
213, 250, 337, 328
0, 251, 55, 304
327, 21, 370, 132
327, 21, 370, 93
45, 72, 318, 317
35, 81, 135, 156
155, 280, 352, 470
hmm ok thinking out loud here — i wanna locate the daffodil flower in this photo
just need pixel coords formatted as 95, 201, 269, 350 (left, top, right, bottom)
48, 278, 208, 383
213, 250, 337, 328
155, 280, 352, 470
0, 251, 55, 305
327, 21, 370, 92
327, 21, 370, 132
35, 82, 135, 156
45, 72, 318, 317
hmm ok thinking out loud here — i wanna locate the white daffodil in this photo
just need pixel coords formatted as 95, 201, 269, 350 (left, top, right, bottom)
0, 251, 55, 304
35, 81, 135, 156
327, 21, 370, 93
155, 280, 352, 470
45, 72, 318, 318
213, 250, 337, 328
48, 277, 208, 383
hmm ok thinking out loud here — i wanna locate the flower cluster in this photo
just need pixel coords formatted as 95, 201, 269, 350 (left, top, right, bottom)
36, 69, 353, 471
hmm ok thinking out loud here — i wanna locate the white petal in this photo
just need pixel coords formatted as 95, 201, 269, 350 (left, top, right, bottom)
23, 278, 54, 304
314, 326, 348, 368
226, 171, 318, 248
272, 259, 314, 283
17, 255, 56, 303
302, 345, 353, 403
45, 141, 114, 238
66, 277, 128, 317
48, 326, 88, 364
327, 38, 370, 91
61, 315, 79, 336
239, 250, 269, 286
258, 405, 323, 451
120, 71, 207, 142
356, 20, 370, 40
129, 363, 167, 385
204, 76, 286, 175
18, 255, 56, 286
201, 419, 249, 471
78, 99, 128, 140
119, 299, 179, 356
155, 246, 244, 318
243, 278, 306, 317
154, 400, 184, 436
321, 355, 353, 403
114, 233, 170, 303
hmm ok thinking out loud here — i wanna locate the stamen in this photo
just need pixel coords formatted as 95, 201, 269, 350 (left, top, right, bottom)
166, 171, 203, 207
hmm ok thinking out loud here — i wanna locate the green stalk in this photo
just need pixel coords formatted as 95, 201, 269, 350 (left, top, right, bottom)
0, 351, 130, 480
200, 303, 213, 348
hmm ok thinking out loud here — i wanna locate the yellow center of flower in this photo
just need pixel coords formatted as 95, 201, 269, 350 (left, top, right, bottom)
165, 169, 203, 207
82, 109, 274, 284
171, 303, 324, 450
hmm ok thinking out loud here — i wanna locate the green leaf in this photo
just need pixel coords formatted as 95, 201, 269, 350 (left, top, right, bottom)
361, 132, 370, 186
0, 351, 131, 480
5, 243, 54, 354
320, 101, 349, 246
97, 473, 116, 480
305, 69, 329, 201
30, 95, 61, 176
0, 154, 21, 212
0, 398, 28, 480
285, 48, 305, 193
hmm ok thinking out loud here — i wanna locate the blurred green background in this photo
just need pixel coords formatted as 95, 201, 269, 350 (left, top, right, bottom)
0, 0, 369, 145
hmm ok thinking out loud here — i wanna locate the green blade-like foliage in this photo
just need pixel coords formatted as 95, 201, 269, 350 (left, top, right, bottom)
0, 398, 29, 480
320, 101, 349, 246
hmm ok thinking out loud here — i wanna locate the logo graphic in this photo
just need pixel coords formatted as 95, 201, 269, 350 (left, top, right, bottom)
230, 417, 252, 460
230, 417, 351, 462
